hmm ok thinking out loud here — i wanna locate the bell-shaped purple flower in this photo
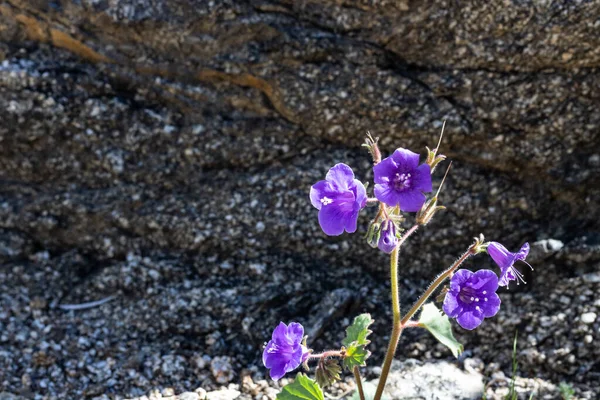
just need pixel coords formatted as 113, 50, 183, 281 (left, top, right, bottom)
443, 269, 501, 330
378, 220, 398, 254
373, 148, 432, 212
310, 163, 367, 236
262, 322, 309, 380
487, 242, 532, 287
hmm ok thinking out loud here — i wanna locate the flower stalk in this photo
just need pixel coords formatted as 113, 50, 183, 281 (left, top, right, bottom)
353, 366, 365, 400
373, 224, 419, 400
401, 241, 478, 325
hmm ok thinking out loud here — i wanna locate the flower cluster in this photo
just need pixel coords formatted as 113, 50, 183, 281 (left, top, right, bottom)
310, 149, 432, 246
310, 164, 367, 236
262, 322, 309, 380
443, 269, 501, 330
487, 241, 531, 287
443, 241, 531, 329
263, 133, 534, 392
373, 148, 432, 212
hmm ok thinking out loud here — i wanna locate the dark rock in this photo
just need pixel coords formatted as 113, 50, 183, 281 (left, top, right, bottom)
0, 1, 598, 399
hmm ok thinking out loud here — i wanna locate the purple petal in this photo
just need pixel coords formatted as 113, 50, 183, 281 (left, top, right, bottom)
262, 340, 280, 369
374, 183, 399, 207
269, 361, 288, 381
326, 163, 354, 190
391, 148, 420, 171
373, 157, 396, 184
309, 180, 333, 210
396, 189, 427, 212
286, 345, 305, 371
351, 179, 367, 209
449, 269, 473, 292
456, 309, 484, 330
498, 267, 517, 287
271, 322, 288, 343
377, 221, 398, 254
286, 322, 304, 344
443, 291, 463, 318
480, 293, 501, 318
318, 204, 349, 236
470, 269, 499, 293
344, 209, 360, 234
487, 242, 515, 269
412, 164, 433, 193
515, 242, 530, 261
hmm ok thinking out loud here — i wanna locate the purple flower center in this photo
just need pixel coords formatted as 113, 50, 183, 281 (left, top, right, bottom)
392, 172, 412, 191
458, 286, 489, 306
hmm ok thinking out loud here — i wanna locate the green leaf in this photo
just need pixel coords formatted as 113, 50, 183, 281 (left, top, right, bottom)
315, 358, 342, 388
343, 344, 370, 370
418, 303, 464, 358
342, 314, 374, 347
277, 373, 324, 400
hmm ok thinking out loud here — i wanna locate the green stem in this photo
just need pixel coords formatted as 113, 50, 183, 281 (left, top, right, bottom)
373, 224, 418, 400
353, 366, 365, 400
401, 245, 476, 325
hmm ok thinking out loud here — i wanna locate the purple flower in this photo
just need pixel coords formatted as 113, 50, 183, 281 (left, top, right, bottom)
443, 269, 501, 330
263, 322, 309, 380
373, 148, 432, 212
310, 164, 367, 236
378, 220, 398, 253
487, 242, 531, 287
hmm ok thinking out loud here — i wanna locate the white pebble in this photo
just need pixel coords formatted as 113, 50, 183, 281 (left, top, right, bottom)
581, 312, 597, 324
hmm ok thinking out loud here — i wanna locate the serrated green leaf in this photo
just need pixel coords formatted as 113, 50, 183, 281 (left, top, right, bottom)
315, 358, 341, 388
418, 303, 464, 358
343, 344, 370, 369
342, 314, 374, 347
277, 373, 324, 400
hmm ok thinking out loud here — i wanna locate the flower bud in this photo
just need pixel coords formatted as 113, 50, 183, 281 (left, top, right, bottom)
416, 195, 446, 225
364, 220, 381, 248
362, 132, 381, 164
378, 220, 398, 253
425, 146, 447, 174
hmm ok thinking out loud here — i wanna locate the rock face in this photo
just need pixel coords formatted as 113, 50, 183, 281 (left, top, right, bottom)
0, 1, 599, 399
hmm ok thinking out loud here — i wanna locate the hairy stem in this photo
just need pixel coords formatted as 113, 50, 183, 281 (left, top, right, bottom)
401, 245, 476, 325
373, 224, 418, 400
308, 350, 344, 359
353, 366, 365, 400
373, 246, 401, 400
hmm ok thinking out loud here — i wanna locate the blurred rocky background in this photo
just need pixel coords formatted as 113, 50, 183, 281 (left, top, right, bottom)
0, 1, 599, 399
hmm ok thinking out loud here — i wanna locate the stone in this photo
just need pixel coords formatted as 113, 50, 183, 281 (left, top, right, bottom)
380, 359, 484, 400
580, 313, 597, 324
205, 389, 241, 400
177, 393, 199, 400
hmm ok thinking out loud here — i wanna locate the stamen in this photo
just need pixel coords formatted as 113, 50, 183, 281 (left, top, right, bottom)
320, 196, 333, 206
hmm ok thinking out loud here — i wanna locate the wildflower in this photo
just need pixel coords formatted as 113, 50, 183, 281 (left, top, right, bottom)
310, 164, 367, 236
487, 242, 531, 287
373, 148, 432, 212
443, 269, 501, 330
263, 322, 310, 380
378, 220, 398, 253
